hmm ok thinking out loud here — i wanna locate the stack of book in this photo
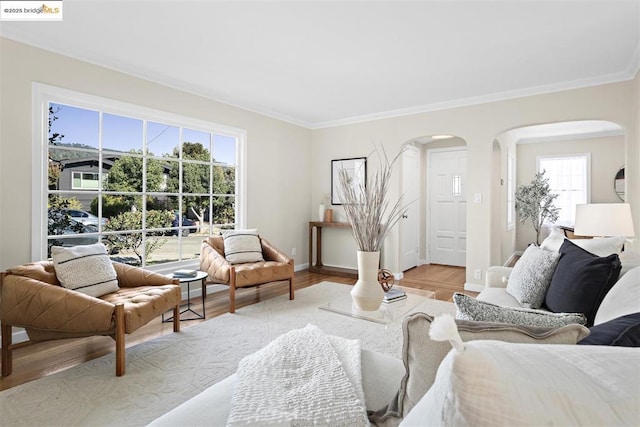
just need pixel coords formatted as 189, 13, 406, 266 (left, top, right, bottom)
383, 288, 407, 303
173, 269, 198, 278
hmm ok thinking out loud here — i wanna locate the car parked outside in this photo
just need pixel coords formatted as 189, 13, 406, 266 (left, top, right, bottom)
52, 219, 99, 247
171, 213, 197, 236
62, 209, 108, 227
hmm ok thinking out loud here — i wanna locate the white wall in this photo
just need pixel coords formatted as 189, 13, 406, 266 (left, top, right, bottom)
2, 36, 638, 287
0, 38, 312, 270
515, 136, 626, 250
311, 80, 637, 287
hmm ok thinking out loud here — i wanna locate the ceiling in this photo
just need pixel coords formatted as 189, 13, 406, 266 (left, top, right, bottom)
1, 1, 638, 129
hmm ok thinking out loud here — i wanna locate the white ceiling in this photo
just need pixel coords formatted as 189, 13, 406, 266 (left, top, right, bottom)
1, 1, 638, 129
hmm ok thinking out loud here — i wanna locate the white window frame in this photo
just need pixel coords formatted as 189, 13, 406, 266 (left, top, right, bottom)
536, 153, 591, 226
32, 83, 247, 263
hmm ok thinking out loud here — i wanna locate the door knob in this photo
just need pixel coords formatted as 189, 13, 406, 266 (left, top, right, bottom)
402, 214, 408, 219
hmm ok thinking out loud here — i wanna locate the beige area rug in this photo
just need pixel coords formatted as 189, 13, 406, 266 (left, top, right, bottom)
0, 281, 455, 427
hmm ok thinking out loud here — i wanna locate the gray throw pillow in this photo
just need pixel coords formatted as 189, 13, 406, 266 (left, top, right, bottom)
454, 293, 587, 328
506, 244, 560, 308
368, 312, 589, 426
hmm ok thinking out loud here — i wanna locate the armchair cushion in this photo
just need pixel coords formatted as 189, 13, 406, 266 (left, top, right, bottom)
222, 229, 264, 264
51, 243, 119, 298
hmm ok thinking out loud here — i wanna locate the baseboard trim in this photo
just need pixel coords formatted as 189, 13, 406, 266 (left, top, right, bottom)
464, 282, 485, 292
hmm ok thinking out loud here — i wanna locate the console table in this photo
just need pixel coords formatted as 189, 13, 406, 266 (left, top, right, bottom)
308, 221, 357, 278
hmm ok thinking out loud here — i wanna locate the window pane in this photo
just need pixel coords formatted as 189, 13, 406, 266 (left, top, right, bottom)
147, 157, 171, 193
49, 103, 99, 150
103, 113, 143, 153
183, 129, 211, 160
213, 134, 236, 165
183, 162, 210, 194
212, 195, 235, 226
214, 165, 236, 195
105, 154, 143, 192
181, 195, 207, 233
147, 122, 179, 158
538, 155, 588, 224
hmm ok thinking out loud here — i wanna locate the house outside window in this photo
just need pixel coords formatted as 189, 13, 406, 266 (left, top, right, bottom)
34, 84, 246, 267
537, 153, 590, 225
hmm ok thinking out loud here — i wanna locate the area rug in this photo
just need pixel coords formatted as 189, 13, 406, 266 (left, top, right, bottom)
0, 281, 455, 426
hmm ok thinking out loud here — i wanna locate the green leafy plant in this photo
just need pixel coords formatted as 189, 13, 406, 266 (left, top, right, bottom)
337, 144, 408, 252
515, 171, 560, 245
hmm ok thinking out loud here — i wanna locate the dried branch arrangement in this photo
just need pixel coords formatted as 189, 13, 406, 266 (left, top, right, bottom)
338, 145, 408, 252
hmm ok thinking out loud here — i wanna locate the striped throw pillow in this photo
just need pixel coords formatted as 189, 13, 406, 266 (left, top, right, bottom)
222, 229, 264, 264
51, 243, 119, 297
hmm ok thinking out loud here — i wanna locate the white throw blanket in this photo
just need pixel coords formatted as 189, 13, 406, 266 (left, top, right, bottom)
226, 324, 369, 427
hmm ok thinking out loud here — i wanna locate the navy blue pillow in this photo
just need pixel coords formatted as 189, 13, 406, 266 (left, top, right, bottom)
578, 313, 640, 347
544, 239, 621, 326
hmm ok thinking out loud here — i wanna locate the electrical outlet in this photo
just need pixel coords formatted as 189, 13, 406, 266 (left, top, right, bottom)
474, 269, 482, 280
291, 247, 296, 256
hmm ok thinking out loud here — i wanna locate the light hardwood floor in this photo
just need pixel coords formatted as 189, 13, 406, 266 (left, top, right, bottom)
0, 264, 472, 391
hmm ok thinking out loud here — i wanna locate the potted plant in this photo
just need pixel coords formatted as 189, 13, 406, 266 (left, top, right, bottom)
515, 171, 560, 245
337, 144, 408, 311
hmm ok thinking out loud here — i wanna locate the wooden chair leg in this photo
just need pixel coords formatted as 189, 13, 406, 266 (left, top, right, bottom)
114, 304, 125, 376
229, 268, 236, 313
289, 277, 295, 301
173, 305, 180, 333
1, 322, 12, 377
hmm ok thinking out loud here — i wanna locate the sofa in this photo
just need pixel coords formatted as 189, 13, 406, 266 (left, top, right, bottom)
150, 251, 640, 426
478, 230, 640, 328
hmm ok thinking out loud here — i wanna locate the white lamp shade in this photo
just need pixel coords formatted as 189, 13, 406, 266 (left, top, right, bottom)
574, 203, 635, 237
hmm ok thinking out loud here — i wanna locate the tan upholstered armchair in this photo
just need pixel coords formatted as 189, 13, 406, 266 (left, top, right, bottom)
0, 261, 181, 377
200, 236, 294, 313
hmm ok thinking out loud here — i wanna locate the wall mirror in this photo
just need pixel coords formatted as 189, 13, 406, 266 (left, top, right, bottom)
615, 166, 625, 201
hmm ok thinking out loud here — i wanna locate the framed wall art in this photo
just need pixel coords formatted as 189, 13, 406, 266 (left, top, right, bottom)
331, 157, 366, 205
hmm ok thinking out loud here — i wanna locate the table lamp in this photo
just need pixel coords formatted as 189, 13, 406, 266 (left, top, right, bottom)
574, 203, 635, 237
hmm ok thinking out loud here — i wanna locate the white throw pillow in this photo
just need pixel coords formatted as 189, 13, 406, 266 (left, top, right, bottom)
506, 244, 560, 308
594, 266, 640, 326
222, 229, 264, 264
574, 236, 626, 257
51, 243, 119, 298
540, 228, 625, 257
539, 227, 566, 252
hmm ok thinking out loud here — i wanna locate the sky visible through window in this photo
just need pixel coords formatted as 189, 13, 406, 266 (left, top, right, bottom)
49, 103, 236, 165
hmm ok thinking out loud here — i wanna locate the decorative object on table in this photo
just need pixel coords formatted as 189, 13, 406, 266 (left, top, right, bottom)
173, 269, 198, 278
383, 287, 407, 304
377, 268, 395, 291
331, 157, 367, 205
515, 170, 560, 245
337, 144, 408, 311
323, 208, 334, 222
318, 202, 326, 222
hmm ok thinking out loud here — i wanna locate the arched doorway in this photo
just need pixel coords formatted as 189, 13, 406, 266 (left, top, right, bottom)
492, 120, 626, 264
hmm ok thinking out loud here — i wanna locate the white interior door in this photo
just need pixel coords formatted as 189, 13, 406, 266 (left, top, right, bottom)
400, 145, 420, 271
428, 148, 467, 267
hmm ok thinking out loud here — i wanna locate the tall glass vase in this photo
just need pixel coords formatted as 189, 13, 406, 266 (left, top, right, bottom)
351, 250, 384, 311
